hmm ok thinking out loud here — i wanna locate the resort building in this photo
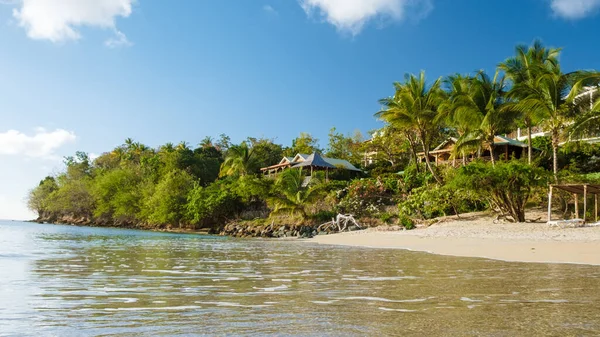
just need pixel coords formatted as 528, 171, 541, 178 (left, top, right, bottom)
260, 153, 362, 177
508, 86, 600, 145
418, 135, 528, 167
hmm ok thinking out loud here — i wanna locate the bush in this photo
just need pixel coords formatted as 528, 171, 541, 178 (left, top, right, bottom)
398, 184, 485, 219
336, 178, 395, 217
398, 214, 415, 230
449, 160, 548, 222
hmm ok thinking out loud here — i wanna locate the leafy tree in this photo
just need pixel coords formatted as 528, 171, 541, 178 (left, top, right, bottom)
27, 176, 58, 217
326, 127, 363, 163
449, 161, 547, 222
267, 169, 323, 219
500, 40, 561, 164
510, 66, 597, 181
92, 167, 142, 221
284, 132, 322, 156
219, 141, 259, 177
143, 169, 194, 227
446, 70, 516, 167
377, 71, 446, 182
246, 137, 284, 170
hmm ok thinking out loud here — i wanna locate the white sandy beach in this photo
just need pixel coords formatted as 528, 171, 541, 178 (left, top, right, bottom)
309, 211, 600, 265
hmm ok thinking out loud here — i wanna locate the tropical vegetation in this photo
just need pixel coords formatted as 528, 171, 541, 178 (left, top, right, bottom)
28, 40, 600, 232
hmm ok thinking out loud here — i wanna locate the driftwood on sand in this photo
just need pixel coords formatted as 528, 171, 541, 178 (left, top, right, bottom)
318, 214, 361, 233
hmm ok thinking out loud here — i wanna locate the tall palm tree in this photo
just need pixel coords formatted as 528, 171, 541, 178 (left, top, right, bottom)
448, 71, 515, 167
441, 74, 483, 165
500, 40, 561, 164
267, 168, 323, 219
376, 71, 446, 182
511, 66, 596, 181
219, 142, 258, 177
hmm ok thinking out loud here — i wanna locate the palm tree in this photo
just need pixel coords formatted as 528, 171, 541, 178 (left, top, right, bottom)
500, 40, 561, 164
511, 66, 596, 181
219, 142, 258, 177
441, 74, 482, 165
267, 168, 323, 219
448, 71, 515, 167
376, 71, 446, 182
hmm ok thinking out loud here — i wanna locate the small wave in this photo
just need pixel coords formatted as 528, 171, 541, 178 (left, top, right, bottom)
195, 301, 272, 308
460, 297, 483, 302
113, 298, 138, 303
311, 300, 339, 305
342, 276, 418, 281
104, 305, 202, 311
378, 307, 418, 312
340, 296, 428, 303
253, 285, 289, 292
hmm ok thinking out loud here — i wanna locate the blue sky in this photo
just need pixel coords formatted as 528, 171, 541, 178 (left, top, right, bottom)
2, 0, 600, 219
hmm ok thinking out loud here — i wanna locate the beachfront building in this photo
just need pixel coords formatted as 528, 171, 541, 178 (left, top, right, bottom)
507, 86, 600, 145
418, 135, 528, 167
260, 152, 362, 177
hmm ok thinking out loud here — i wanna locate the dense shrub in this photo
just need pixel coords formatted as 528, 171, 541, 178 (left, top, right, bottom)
398, 184, 485, 219
449, 160, 548, 222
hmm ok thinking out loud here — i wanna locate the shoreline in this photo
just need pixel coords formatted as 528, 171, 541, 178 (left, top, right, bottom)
308, 211, 600, 266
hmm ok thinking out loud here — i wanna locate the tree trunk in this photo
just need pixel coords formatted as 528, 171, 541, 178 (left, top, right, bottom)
552, 129, 559, 183
489, 143, 496, 167
406, 132, 420, 173
419, 136, 441, 183
527, 124, 532, 165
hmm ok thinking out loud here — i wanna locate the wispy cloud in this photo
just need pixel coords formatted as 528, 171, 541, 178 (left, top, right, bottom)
550, 0, 600, 19
105, 29, 132, 48
10, 0, 134, 45
263, 4, 278, 15
0, 127, 76, 160
299, 0, 433, 35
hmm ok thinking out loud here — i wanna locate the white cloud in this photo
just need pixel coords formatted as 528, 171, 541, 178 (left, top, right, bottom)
0, 128, 76, 160
299, 0, 433, 35
11, 0, 133, 43
550, 0, 600, 19
105, 29, 132, 48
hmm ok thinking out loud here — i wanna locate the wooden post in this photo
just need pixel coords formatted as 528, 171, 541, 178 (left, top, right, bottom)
583, 185, 588, 224
574, 193, 579, 219
593, 192, 598, 223
505, 144, 509, 160
547, 185, 553, 222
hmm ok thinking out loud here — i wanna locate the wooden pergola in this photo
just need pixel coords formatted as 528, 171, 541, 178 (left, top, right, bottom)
547, 184, 600, 224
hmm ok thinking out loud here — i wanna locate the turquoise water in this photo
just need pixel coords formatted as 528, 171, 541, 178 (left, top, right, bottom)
1, 220, 600, 336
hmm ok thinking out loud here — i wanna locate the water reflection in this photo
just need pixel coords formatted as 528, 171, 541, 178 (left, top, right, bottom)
1, 221, 600, 336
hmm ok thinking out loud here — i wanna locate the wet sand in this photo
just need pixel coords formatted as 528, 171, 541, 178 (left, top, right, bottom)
309, 211, 600, 265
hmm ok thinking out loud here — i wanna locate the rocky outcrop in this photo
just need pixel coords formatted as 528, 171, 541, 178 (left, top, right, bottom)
219, 221, 362, 238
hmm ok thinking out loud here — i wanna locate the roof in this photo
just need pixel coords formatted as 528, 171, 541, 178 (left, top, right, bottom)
291, 153, 337, 169
493, 135, 528, 148
422, 135, 528, 155
322, 157, 362, 171
551, 184, 600, 194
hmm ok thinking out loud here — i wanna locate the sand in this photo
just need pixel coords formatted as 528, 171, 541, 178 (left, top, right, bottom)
308, 211, 600, 265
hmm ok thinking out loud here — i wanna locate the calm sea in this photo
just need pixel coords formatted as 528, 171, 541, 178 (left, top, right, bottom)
1, 220, 600, 336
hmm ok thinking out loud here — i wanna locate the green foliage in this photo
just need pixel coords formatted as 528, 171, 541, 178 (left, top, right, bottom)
449, 160, 548, 222
326, 127, 363, 164
267, 169, 324, 219
186, 178, 242, 226
399, 184, 485, 219
143, 169, 195, 226
336, 177, 395, 217
284, 132, 321, 157
398, 214, 415, 230
27, 176, 58, 215
92, 167, 142, 219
